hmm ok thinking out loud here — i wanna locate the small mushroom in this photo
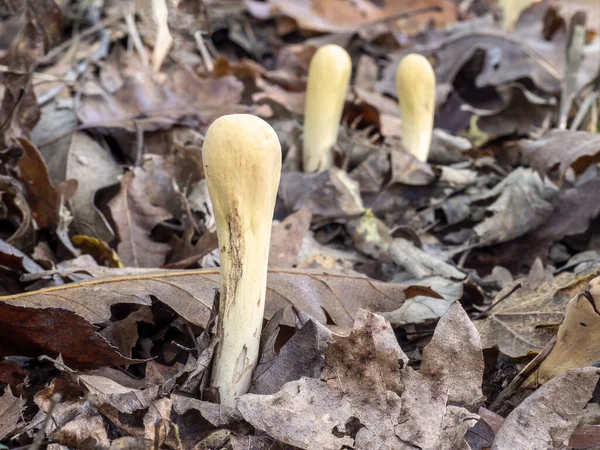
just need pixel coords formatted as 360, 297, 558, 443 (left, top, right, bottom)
303, 44, 352, 172
203, 114, 282, 406
396, 53, 436, 162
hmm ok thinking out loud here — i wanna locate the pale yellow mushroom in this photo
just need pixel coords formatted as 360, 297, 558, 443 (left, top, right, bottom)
396, 53, 436, 163
203, 114, 282, 406
303, 44, 352, 172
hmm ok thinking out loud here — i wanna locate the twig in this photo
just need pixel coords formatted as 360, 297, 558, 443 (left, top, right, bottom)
558, 11, 587, 129
473, 282, 522, 318
125, 4, 150, 67
194, 31, 214, 73
30, 393, 62, 450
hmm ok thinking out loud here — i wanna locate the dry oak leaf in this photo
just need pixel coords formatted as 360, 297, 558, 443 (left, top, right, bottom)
0, 268, 439, 328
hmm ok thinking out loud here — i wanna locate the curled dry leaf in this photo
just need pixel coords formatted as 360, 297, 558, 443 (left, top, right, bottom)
78, 373, 159, 415
467, 84, 555, 144
379, 276, 463, 326
0, 267, 440, 329
250, 318, 330, 396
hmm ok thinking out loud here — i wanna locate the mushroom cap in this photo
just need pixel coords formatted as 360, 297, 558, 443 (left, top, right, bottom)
203, 114, 282, 231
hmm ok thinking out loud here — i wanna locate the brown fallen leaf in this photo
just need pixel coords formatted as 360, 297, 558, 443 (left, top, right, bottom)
108, 170, 172, 268
492, 367, 600, 450
518, 129, 600, 177
171, 394, 243, 427
0, 389, 24, 440
0, 301, 135, 369
35, 385, 111, 450
77, 48, 245, 132
269, 209, 312, 267
78, 374, 160, 414
0, 267, 439, 331
467, 84, 555, 144
238, 304, 482, 450
474, 266, 600, 357
277, 169, 365, 225
513, 276, 600, 390
100, 306, 154, 358
466, 176, 600, 273
15, 137, 77, 230
0, 238, 44, 276
250, 316, 331, 396
31, 104, 122, 243
479, 407, 600, 450
472, 167, 558, 245
0, 175, 34, 250
246, 0, 458, 34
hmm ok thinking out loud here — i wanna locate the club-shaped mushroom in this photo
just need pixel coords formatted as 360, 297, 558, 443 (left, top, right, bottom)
396, 53, 436, 162
203, 114, 282, 406
303, 44, 352, 172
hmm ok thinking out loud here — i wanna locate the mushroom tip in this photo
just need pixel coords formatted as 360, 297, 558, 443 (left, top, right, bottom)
314, 44, 352, 64
396, 53, 435, 82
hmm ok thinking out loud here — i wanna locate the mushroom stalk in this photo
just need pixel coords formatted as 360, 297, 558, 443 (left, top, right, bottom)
396, 53, 436, 163
303, 44, 352, 172
203, 114, 282, 407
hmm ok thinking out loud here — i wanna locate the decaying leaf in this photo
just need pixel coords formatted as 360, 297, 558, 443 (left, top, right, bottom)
77, 48, 245, 132
269, 209, 312, 267
238, 304, 482, 450
278, 169, 365, 224
379, 276, 464, 326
